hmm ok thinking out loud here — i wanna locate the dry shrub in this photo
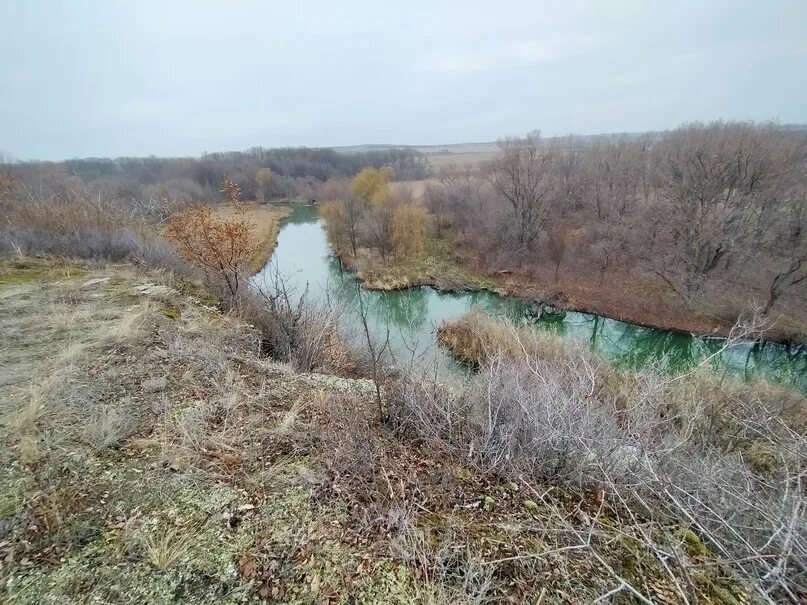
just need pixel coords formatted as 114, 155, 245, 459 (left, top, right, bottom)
397, 310, 807, 600
395, 344, 641, 484
0, 198, 185, 270
164, 180, 259, 301
6, 198, 120, 236
236, 271, 358, 374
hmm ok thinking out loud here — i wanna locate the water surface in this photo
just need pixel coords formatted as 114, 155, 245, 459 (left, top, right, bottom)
255, 205, 807, 391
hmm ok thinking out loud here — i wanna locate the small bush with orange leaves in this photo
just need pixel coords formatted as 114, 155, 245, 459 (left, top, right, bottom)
165, 179, 259, 300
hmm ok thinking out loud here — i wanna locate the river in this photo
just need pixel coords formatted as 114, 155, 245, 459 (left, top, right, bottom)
255, 204, 807, 391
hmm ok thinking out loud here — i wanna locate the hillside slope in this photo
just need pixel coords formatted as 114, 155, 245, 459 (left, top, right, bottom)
0, 257, 765, 603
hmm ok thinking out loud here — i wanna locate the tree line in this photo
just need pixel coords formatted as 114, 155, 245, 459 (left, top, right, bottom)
425, 122, 807, 317
3, 145, 431, 211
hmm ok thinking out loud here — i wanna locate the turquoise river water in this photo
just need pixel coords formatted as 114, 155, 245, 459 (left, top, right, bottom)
255, 205, 806, 391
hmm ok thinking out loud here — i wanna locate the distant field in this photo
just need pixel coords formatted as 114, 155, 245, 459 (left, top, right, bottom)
335, 141, 501, 170
411, 142, 500, 169
389, 179, 435, 201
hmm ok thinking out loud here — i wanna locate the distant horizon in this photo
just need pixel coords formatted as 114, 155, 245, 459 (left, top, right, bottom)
4, 120, 807, 164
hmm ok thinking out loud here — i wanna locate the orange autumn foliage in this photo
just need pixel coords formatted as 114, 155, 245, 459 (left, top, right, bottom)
165, 178, 259, 299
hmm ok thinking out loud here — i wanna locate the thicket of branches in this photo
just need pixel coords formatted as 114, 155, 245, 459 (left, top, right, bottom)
0, 183, 185, 271
320, 167, 428, 263
426, 122, 807, 316
391, 310, 807, 602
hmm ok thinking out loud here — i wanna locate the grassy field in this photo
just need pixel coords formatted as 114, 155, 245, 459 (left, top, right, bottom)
414, 143, 501, 169
334, 142, 501, 170
389, 179, 434, 202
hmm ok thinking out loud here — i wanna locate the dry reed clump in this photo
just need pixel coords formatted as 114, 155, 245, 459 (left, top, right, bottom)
397, 309, 807, 601
436, 307, 564, 366
136, 523, 197, 570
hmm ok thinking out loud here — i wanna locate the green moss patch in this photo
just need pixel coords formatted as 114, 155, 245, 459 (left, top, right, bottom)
0, 256, 88, 287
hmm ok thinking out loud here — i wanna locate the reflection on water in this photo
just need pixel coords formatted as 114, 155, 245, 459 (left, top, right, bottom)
255, 205, 807, 392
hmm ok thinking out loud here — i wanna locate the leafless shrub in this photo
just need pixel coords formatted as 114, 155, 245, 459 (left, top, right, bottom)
394, 345, 646, 485
237, 265, 359, 374
0, 197, 193, 278
394, 310, 807, 600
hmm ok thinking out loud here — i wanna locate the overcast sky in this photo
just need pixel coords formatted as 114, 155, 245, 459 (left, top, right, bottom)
1, 0, 806, 160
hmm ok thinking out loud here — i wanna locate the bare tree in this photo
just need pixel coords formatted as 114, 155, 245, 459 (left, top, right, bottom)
490, 131, 555, 261
318, 177, 366, 257
765, 183, 807, 312
0, 153, 16, 203
653, 122, 803, 303
547, 224, 575, 283
356, 288, 391, 424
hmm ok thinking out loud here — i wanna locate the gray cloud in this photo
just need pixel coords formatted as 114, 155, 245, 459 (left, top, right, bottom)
1, 0, 805, 160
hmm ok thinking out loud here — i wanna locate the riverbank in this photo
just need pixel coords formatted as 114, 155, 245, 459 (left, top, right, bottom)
338, 237, 500, 293
335, 237, 806, 346
212, 202, 290, 273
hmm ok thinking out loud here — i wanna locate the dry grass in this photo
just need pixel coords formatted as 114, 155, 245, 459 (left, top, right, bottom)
273, 395, 307, 435
211, 202, 290, 272
2, 256, 803, 603
436, 307, 562, 365
404, 309, 807, 601
0, 256, 386, 603
82, 401, 141, 450
137, 524, 196, 570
